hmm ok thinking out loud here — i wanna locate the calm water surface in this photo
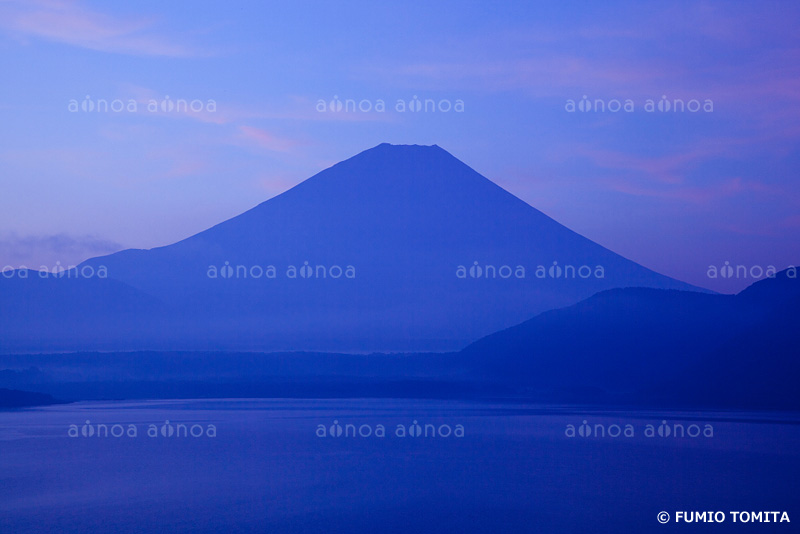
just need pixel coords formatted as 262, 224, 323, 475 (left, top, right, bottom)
1, 399, 798, 533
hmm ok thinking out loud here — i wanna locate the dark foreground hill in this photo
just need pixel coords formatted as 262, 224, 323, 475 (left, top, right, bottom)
461, 268, 800, 409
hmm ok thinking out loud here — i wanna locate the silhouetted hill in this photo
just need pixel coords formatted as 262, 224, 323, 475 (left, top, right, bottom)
0, 388, 63, 408
461, 268, 799, 409
653, 270, 800, 409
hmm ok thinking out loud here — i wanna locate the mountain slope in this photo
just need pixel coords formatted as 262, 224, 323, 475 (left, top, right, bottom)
1, 143, 704, 353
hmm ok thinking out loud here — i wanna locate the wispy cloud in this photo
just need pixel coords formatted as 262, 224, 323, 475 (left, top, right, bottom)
236, 126, 304, 153
360, 3, 800, 119
563, 139, 787, 205
567, 141, 741, 186
600, 176, 776, 205
0, 0, 200, 57
0, 232, 124, 268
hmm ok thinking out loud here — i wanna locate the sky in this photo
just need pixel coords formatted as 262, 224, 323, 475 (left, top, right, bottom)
0, 0, 798, 293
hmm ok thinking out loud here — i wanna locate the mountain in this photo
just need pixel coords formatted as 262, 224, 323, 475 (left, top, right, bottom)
0, 143, 704, 353
461, 268, 800, 409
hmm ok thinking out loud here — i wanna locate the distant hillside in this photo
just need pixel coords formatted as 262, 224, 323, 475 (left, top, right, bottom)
1, 270, 795, 410
0, 388, 64, 408
461, 268, 800, 409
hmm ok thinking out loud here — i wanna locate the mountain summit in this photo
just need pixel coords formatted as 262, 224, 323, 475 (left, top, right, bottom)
1, 144, 704, 352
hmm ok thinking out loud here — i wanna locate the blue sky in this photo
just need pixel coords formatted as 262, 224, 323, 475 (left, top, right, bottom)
0, 0, 798, 292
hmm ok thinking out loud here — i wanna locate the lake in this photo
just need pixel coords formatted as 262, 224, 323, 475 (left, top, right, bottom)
1, 399, 798, 533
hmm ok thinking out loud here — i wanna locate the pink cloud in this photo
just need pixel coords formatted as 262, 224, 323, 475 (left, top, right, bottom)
358, 5, 800, 132
601, 176, 779, 205
237, 126, 303, 153
560, 137, 752, 186
550, 140, 788, 206
0, 0, 199, 57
